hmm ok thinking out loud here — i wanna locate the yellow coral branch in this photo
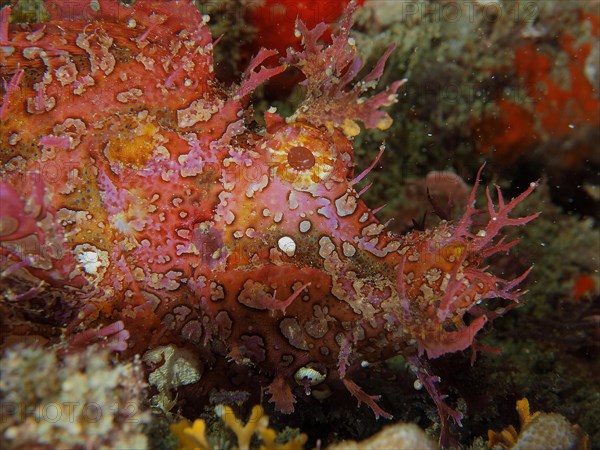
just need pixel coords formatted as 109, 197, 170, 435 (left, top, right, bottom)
216, 404, 268, 450
487, 398, 589, 450
172, 404, 307, 450
184, 419, 212, 450
171, 418, 212, 450
515, 397, 540, 426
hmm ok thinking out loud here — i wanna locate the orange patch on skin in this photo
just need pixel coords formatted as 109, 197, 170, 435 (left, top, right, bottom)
105, 122, 159, 168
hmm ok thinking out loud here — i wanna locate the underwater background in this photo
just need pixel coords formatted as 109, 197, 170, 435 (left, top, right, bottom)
1, 0, 598, 449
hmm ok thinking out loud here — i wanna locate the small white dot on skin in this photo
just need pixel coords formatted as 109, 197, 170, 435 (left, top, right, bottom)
278, 236, 296, 257
299, 220, 311, 233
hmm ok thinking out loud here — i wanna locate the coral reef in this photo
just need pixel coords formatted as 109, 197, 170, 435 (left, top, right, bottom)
171, 404, 437, 450
344, 0, 599, 224
199, 0, 257, 83
488, 398, 589, 450
327, 421, 436, 450
503, 181, 600, 313
171, 405, 307, 450
143, 345, 203, 413
0, 344, 149, 449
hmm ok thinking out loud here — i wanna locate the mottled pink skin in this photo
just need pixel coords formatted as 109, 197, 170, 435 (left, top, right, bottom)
0, 0, 537, 441
0, 178, 42, 241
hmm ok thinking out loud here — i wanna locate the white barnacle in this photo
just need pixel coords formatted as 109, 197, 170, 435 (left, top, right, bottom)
73, 244, 109, 283
294, 366, 326, 387
278, 236, 296, 257
77, 250, 101, 274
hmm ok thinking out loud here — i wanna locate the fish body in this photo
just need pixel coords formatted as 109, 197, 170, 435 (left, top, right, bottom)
0, 0, 537, 430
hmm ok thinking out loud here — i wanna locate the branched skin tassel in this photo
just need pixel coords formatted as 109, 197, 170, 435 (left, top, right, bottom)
0, 0, 538, 442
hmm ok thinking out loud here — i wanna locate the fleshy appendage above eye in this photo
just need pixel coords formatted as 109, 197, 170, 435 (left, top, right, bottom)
264, 122, 336, 191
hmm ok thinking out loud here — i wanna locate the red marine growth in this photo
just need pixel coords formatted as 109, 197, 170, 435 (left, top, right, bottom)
246, 0, 366, 56
0, 0, 538, 443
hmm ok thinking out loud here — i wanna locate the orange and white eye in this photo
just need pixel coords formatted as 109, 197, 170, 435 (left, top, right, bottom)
265, 122, 336, 191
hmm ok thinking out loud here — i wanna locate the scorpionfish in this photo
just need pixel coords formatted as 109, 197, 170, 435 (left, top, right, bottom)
0, 0, 538, 439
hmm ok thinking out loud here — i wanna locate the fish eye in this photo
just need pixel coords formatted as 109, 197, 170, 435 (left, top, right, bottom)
264, 122, 336, 191
287, 146, 316, 171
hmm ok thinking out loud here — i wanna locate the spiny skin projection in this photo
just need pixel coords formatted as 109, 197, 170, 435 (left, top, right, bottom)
0, 0, 538, 442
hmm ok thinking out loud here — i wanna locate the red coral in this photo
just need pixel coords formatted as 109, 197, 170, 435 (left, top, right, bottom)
477, 99, 538, 163
245, 0, 366, 58
478, 10, 599, 168
516, 38, 599, 140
